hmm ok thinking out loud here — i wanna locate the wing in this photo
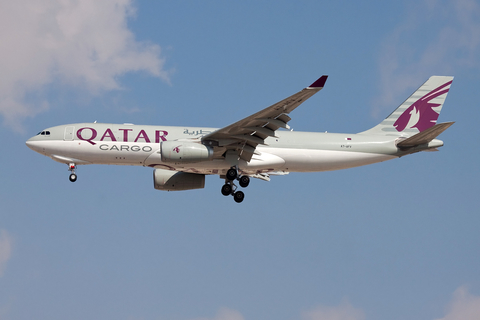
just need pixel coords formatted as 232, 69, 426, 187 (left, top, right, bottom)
201, 75, 328, 162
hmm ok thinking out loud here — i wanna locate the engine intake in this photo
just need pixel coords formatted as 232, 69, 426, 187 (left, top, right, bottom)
161, 141, 213, 163
153, 168, 205, 191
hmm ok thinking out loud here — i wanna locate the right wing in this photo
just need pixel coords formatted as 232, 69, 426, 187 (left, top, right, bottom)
201, 75, 328, 162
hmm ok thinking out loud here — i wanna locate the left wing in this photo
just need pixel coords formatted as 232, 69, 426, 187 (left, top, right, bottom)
201, 75, 328, 162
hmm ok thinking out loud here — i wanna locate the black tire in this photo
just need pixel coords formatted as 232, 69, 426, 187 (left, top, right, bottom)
69, 173, 77, 182
226, 168, 237, 181
221, 184, 232, 196
239, 175, 250, 188
233, 191, 245, 203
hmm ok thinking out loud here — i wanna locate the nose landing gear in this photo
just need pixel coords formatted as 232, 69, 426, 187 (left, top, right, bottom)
68, 163, 77, 182
221, 167, 250, 203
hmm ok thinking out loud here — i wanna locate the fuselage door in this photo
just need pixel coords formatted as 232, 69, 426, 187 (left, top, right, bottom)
64, 126, 75, 141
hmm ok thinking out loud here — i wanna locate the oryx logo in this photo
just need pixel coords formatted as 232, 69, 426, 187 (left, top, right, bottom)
173, 146, 181, 153
394, 80, 452, 132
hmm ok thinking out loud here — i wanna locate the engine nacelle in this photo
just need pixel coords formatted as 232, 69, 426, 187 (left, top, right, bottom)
160, 141, 213, 163
153, 168, 205, 191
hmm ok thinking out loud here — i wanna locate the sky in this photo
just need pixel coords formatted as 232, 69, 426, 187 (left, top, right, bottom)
1, 1, 480, 319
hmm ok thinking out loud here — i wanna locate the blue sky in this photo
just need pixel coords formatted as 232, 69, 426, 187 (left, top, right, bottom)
1, 1, 480, 320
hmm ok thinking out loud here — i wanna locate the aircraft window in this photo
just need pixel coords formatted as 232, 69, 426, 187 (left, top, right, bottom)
46, 131, 50, 135
41, 131, 45, 135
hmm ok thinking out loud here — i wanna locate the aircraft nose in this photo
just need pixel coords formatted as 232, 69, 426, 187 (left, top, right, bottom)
26, 137, 43, 153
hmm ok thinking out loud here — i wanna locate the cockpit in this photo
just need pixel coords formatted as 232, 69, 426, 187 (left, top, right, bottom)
37, 130, 51, 136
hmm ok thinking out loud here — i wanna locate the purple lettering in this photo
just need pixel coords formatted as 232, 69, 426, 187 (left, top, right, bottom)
134, 130, 151, 143
155, 130, 168, 143
100, 128, 117, 142
119, 129, 132, 142
77, 127, 97, 145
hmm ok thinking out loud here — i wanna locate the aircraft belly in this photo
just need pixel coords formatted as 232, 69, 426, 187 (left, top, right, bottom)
145, 148, 394, 174
267, 148, 396, 172
38, 141, 152, 166
239, 152, 285, 171
151, 153, 286, 175
153, 159, 230, 175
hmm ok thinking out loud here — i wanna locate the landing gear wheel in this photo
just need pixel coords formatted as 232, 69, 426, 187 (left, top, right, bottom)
239, 176, 250, 188
233, 191, 245, 203
226, 168, 237, 181
221, 184, 232, 196
68, 163, 77, 182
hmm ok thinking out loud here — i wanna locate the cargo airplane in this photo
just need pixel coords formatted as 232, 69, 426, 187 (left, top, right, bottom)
26, 75, 454, 203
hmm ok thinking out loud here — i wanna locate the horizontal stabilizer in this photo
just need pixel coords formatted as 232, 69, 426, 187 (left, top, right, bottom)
396, 121, 454, 148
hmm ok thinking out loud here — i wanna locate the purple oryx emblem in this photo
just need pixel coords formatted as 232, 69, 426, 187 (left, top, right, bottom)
394, 80, 452, 132
173, 146, 181, 153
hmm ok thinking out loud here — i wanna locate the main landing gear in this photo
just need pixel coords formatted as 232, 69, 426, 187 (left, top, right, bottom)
221, 167, 250, 203
68, 163, 77, 182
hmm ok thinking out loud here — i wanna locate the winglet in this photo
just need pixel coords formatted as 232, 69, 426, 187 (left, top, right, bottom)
308, 75, 328, 89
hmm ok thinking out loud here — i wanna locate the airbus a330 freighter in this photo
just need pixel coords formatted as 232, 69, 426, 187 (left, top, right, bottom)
26, 75, 454, 203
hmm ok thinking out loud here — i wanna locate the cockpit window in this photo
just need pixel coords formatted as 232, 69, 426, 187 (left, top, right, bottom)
37, 130, 51, 136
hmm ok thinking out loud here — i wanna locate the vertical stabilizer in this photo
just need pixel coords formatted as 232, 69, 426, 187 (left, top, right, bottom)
361, 76, 453, 136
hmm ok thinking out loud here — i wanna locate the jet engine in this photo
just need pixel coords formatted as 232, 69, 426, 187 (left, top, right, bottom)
153, 168, 205, 191
160, 141, 213, 163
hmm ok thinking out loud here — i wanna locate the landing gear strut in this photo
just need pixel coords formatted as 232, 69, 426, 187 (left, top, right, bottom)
68, 163, 77, 182
221, 166, 249, 203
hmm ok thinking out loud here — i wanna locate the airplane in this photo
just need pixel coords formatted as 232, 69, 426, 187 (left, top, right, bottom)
26, 75, 454, 203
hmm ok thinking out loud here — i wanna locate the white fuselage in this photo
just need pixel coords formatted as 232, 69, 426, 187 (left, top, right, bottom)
26, 123, 407, 176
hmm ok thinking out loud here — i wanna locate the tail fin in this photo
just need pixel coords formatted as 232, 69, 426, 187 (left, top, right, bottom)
361, 76, 454, 136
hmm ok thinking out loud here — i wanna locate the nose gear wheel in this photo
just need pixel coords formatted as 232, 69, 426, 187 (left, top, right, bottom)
68, 163, 77, 182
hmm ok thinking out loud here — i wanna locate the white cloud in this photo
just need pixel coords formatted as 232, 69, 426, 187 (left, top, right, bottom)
192, 308, 245, 320
374, 0, 480, 117
0, 229, 12, 277
188, 303, 364, 320
127, 289, 480, 320
435, 286, 480, 320
0, 0, 169, 131
301, 300, 366, 320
